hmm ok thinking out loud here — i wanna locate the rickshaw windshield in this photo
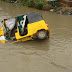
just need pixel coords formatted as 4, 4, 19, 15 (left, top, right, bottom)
26, 12, 43, 24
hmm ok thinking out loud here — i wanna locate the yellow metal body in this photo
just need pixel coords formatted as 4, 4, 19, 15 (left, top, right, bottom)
0, 21, 5, 43
0, 40, 5, 43
0, 24, 4, 36
15, 20, 50, 42
0, 20, 50, 43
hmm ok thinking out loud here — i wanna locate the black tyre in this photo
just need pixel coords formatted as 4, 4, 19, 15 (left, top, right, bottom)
37, 30, 47, 40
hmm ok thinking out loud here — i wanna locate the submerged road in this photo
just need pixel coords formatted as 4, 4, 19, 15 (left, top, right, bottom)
0, 2, 72, 72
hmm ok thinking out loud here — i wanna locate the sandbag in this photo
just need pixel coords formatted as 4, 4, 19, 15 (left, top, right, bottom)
5, 18, 16, 30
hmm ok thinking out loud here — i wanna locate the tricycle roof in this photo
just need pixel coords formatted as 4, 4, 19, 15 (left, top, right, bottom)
19, 12, 43, 24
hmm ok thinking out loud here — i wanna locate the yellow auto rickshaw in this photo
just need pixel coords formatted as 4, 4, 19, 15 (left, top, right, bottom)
0, 12, 50, 43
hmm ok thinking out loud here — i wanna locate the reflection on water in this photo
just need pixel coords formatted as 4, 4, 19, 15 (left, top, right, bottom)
0, 2, 72, 72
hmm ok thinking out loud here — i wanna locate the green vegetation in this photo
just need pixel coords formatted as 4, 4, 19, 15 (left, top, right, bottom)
48, 1, 62, 7
0, 0, 16, 3
21, 0, 52, 10
0, 0, 63, 11
36, 1, 44, 10
26, 0, 35, 7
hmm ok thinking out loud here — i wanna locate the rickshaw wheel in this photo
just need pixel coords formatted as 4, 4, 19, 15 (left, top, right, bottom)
37, 30, 47, 40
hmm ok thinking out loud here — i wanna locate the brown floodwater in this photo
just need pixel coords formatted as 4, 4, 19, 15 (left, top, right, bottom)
0, 2, 72, 72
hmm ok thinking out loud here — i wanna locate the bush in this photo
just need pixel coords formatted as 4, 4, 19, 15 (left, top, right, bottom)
43, 4, 51, 10
48, 1, 62, 7
55, 2, 63, 7
48, 1, 54, 7
5, 0, 16, 3
26, 0, 35, 7
5, 0, 11, 2
36, 1, 44, 10
21, 0, 28, 6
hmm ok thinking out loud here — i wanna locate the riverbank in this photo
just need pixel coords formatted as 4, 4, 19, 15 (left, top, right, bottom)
0, 0, 72, 15
55, 6, 72, 15
50, 5, 72, 15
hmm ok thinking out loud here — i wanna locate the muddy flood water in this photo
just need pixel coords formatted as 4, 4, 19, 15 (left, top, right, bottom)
0, 2, 72, 72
